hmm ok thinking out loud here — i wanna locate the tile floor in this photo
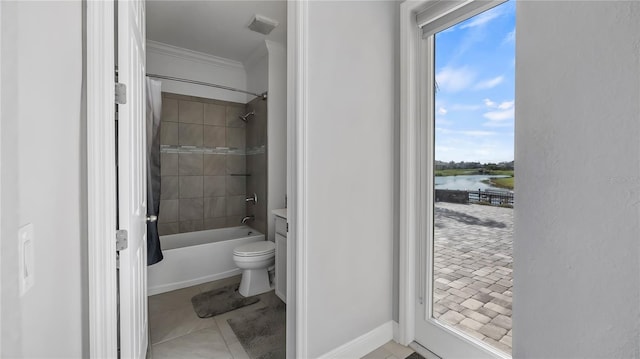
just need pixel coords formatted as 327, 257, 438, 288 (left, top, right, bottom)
361, 341, 428, 359
149, 275, 427, 359
148, 275, 273, 359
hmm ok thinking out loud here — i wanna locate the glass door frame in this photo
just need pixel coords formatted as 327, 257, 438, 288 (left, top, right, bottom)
398, 1, 510, 358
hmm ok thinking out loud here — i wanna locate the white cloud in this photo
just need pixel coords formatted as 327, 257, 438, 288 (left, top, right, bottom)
503, 29, 516, 44
483, 98, 514, 124
459, 7, 502, 29
434, 137, 514, 163
484, 98, 497, 108
461, 130, 497, 137
436, 66, 476, 93
483, 109, 514, 122
484, 98, 513, 110
450, 104, 483, 111
438, 107, 448, 115
474, 76, 504, 90
498, 100, 514, 110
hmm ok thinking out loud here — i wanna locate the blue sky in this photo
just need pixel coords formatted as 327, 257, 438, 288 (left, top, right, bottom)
434, 0, 515, 163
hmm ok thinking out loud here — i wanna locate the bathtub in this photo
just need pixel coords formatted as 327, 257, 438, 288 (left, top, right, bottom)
147, 226, 264, 296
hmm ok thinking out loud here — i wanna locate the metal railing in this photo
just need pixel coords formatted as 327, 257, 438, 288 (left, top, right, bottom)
436, 189, 514, 206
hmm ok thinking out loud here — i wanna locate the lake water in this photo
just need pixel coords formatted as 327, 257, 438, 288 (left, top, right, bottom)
435, 175, 511, 192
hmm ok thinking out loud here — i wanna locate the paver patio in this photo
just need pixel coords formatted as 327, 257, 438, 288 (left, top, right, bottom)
432, 202, 513, 354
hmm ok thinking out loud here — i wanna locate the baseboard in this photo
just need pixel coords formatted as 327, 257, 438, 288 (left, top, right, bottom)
318, 321, 394, 359
147, 268, 242, 296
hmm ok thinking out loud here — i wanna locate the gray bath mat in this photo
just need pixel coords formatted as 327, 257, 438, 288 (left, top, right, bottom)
191, 284, 260, 318
227, 291, 286, 359
406, 352, 427, 359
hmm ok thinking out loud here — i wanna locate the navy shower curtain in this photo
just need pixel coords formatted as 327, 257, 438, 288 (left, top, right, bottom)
146, 78, 164, 265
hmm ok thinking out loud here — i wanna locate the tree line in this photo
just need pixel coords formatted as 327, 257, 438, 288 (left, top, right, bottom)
435, 160, 514, 171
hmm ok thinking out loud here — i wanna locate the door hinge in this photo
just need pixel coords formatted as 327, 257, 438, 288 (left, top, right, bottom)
116, 229, 128, 251
115, 83, 127, 105
286, 223, 289, 233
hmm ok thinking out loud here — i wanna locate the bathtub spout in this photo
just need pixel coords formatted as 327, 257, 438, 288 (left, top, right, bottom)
241, 215, 255, 224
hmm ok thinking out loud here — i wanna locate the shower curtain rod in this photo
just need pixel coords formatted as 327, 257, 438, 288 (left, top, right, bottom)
146, 73, 268, 100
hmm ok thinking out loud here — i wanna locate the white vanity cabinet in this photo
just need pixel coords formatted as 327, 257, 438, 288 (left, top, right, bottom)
274, 211, 287, 303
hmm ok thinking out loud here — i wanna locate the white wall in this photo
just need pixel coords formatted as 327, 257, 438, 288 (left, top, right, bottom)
305, 2, 397, 356
514, 2, 640, 357
266, 40, 287, 242
147, 41, 249, 103
245, 42, 269, 96
1, 2, 21, 356
1, 1, 86, 357
244, 39, 287, 243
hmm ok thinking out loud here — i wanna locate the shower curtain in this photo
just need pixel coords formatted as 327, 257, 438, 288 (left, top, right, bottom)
146, 78, 164, 265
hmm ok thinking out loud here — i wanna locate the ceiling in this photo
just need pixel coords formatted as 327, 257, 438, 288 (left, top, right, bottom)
146, 0, 287, 63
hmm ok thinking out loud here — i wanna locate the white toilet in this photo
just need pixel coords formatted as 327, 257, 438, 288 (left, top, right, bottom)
233, 240, 276, 297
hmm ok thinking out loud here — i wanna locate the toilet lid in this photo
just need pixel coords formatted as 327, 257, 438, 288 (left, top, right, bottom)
233, 241, 275, 257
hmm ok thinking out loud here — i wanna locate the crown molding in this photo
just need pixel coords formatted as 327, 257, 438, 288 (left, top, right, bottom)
146, 40, 245, 70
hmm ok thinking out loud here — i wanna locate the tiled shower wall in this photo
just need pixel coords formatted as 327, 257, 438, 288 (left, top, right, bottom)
157, 93, 249, 235
246, 96, 268, 235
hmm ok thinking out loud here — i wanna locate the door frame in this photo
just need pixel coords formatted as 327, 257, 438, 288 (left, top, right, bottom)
0, 3, 3, 355
286, 0, 308, 358
86, 1, 119, 357
398, 0, 425, 346
86, 1, 307, 357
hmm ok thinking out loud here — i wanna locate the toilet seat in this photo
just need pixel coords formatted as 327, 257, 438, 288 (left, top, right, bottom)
233, 241, 275, 257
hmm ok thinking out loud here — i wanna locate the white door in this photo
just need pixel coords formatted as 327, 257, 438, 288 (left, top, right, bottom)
117, 0, 148, 358
412, 1, 511, 358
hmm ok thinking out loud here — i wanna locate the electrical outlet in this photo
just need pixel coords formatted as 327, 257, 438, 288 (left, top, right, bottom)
18, 223, 35, 296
